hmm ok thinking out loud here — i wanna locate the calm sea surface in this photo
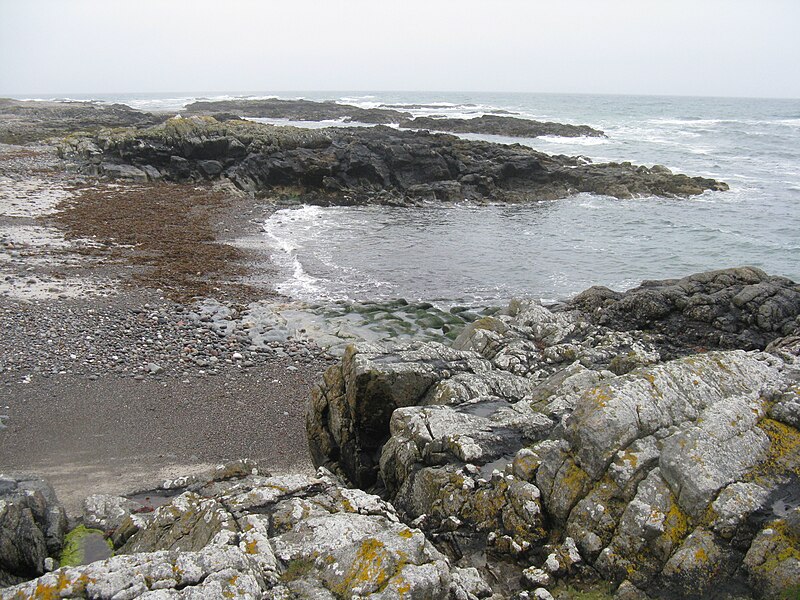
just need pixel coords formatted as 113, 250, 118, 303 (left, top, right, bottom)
25, 91, 800, 304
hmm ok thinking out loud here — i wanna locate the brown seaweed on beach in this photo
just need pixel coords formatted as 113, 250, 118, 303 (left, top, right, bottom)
51, 182, 257, 303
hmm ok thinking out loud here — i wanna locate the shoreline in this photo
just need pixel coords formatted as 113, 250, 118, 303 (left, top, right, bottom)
0, 142, 332, 515
1, 97, 798, 598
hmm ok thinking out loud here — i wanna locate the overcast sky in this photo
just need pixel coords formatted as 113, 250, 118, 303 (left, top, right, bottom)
1, 0, 799, 98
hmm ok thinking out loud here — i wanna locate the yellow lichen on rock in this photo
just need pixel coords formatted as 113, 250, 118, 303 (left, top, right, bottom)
751, 418, 800, 479
330, 538, 403, 597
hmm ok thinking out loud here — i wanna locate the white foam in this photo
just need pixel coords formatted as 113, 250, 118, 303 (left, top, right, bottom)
263, 205, 333, 300
246, 117, 372, 130
537, 135, 610, 146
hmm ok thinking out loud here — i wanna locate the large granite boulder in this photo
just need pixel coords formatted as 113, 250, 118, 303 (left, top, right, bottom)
0, 474, 67, 587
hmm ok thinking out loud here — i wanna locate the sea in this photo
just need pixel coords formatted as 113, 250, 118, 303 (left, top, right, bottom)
20, 91, 800, 305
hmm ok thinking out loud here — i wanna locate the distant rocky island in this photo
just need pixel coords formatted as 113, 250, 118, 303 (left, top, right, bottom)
2, 98, 797, 600
184, 98, 606, 139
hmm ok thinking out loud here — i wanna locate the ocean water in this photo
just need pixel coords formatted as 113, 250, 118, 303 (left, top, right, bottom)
19, 91, 800, 304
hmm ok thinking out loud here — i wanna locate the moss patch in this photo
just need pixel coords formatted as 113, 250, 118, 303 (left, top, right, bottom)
553, 582, 616, 599
280, 558, 316, 582
59, 525, 113, 567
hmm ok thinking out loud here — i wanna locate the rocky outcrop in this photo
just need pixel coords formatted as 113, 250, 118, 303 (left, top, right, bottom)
0, 474, 67, 586
568, 266, 800, 357
2, 463, 492, 599
399, 115, 604, 139
3, 269, 797, 598
62, 115, 728, 203
185, 98, 604, 139
185, 98, 412, 124
308, 268, 800, 598
0, 98, 163, 144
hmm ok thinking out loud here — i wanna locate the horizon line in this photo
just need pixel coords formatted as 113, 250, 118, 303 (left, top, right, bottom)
2, 89, 799, 102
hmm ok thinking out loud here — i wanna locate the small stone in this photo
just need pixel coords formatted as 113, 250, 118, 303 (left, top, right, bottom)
522, 566, 553, 588
544, 553, 560, 573
534, 588, 555, 600
147, 363, 164, 375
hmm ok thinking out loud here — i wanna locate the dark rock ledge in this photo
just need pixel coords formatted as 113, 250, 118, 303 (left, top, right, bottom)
397, 115, 605, 139
3, 268, 798, 599
61, 115, 727, 204
0, 98, 164, 145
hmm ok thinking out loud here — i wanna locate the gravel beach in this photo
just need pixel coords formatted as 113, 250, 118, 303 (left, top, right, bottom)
0, 143, 331, 515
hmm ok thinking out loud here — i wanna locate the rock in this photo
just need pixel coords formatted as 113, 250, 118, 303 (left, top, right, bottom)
198, 159, 224, 178
533, 588, 555, 600
305, 268, 800, 598
0, 98, 162, 145
769, 385, 800, 429
100, 162, 148, 182
307, 341, 510, 488
709, 482, 770, 540
82, 494, 138, 532
185, 98, 605, 139
3, 467, 491, 598
743, 514, 800, 599
6, 268, 798, 598
3, 544, 266, 599
658, 527, 738, 598
399, 114, 604, 138
120, 492, 237, 554
184, 97, 412, 124
62, 115, 728, 205
147, 362, 164, 375
450, 566, 493, 599
614, 580, 650, 600
563, 350, 775, 508
0, 473, 67, 586
522, 566, 553, 587
570, 267, 800, 356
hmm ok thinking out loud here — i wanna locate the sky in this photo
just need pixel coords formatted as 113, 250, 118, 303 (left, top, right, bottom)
1, 0, 799, 98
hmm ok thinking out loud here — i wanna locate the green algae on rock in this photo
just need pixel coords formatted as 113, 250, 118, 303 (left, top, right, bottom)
59, 526, 113, 568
